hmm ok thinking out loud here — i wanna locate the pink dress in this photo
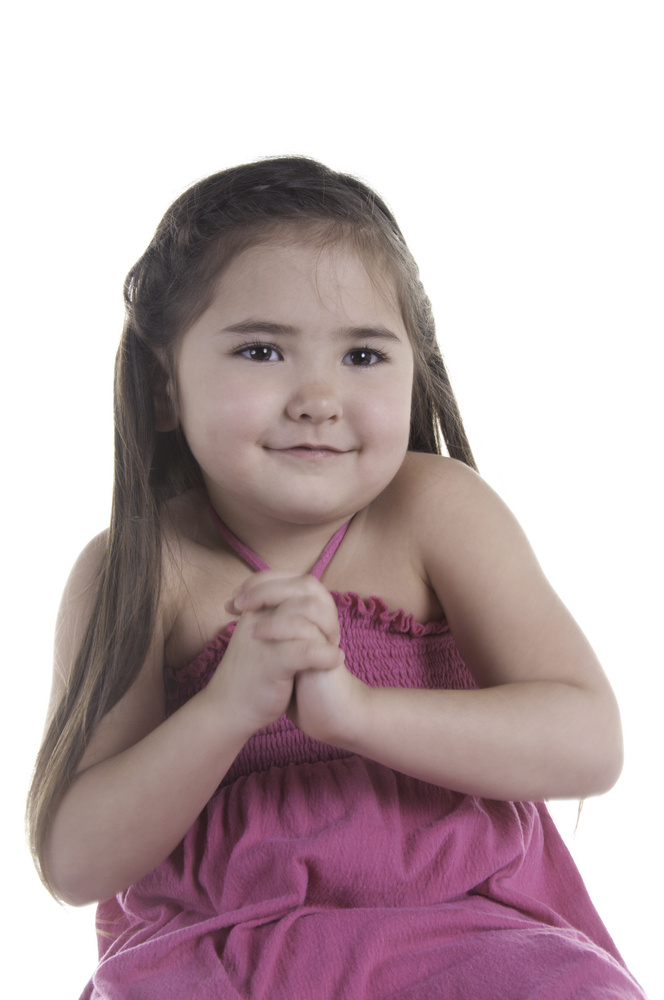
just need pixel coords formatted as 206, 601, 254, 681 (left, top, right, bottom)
81, 517, 647, 999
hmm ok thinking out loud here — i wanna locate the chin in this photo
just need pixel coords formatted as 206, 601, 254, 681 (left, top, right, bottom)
275, 506, 350, 527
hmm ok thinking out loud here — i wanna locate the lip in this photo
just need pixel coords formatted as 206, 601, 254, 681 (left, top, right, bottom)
266, 444, 349, 459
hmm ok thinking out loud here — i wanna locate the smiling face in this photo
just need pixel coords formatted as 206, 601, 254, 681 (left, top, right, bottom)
174, 238, 414, 538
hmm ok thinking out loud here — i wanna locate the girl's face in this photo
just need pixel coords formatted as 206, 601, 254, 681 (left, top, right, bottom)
174, 239, 414, 533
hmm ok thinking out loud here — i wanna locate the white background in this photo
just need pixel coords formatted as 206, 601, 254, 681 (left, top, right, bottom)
3, 2, 662, 997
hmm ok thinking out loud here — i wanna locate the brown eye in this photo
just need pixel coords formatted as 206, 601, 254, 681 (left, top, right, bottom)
236, 343, 281, 362
343, 348, 387, 367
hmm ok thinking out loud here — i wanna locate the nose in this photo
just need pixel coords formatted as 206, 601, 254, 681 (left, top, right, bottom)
285, 378, 343, 423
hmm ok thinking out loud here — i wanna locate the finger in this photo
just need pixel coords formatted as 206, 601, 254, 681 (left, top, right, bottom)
233, 576, 340, 642
233, 571, 319, 610
272, 594, 341, 644
249, 609, 326, 644
225, 571, 297, 616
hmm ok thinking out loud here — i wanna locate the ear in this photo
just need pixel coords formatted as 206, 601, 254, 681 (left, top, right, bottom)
152, 363, 179, 432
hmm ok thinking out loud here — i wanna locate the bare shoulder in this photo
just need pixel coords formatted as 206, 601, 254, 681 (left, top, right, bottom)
392, 452, 527, 550
344, 455, 494, 622
395, 451, 496, 508
50, 530, 109, 716
49, 522, 170, 772
395, 451, 543, 610
385, 452, 514, 561
61, 529, 108, 598
395, 453, 610, 694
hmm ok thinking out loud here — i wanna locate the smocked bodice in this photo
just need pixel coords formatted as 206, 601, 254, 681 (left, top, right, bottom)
164, 589, 476, 786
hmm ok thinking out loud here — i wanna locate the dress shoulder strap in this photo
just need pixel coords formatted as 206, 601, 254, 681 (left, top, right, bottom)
206, 502, 352, 577
207, 504, 270, 572
309, 520, 351, 578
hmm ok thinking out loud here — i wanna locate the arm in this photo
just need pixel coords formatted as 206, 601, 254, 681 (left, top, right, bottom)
292, 458, 624, 801
45, 544, 341, 906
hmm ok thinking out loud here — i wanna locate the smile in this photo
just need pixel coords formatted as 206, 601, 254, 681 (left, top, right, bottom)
266, 445, 348, 460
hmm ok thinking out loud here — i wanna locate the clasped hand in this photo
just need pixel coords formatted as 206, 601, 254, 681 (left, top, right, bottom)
219, 572, 365, 746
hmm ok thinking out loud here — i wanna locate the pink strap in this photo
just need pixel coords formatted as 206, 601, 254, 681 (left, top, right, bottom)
206, 502, 352, 578
310, 520, 352, 579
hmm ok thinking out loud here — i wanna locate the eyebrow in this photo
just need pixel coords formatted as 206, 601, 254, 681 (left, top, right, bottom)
220, 319, 403, 342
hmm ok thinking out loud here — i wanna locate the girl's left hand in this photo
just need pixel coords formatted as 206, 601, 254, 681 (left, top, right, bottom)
289, 655, 369, 749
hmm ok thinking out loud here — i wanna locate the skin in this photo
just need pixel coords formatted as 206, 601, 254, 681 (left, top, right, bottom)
173, 241, 415, 561
44, 239, 624, 906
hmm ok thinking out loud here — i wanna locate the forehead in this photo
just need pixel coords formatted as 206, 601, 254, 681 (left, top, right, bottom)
206, 239, 405, 330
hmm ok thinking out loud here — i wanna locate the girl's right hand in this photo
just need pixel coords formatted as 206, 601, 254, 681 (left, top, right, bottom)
205, 571, 344, 737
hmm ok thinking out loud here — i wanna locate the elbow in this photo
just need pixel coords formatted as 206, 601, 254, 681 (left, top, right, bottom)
48, 865, 114, 908
580, 746, 623, 799
44, 847, 97, 908
44, 826, 113, 908
578, 696, 624, 798
592, 734, 624, 796
52, 858, 106, 908
55, 885, 99, 909
46, 846, 120, 907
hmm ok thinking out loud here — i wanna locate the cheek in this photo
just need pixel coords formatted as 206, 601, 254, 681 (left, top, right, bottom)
361, 383, 412, 446
388, 361, 415, 423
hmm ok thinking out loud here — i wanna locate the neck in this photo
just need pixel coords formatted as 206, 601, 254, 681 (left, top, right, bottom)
205, 490, 358, 575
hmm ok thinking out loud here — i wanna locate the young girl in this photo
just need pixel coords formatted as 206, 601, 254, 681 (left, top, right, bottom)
28, 157, 647, 999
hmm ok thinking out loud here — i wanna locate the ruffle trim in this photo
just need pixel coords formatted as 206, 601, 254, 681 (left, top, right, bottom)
331, 590, 449, 637
165, 591, 449, 687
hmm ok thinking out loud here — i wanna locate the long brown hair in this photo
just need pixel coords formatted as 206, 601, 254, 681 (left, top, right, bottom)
27, 156, 477, 897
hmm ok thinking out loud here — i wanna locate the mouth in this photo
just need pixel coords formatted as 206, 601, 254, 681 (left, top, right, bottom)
266, 444, 348, 459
